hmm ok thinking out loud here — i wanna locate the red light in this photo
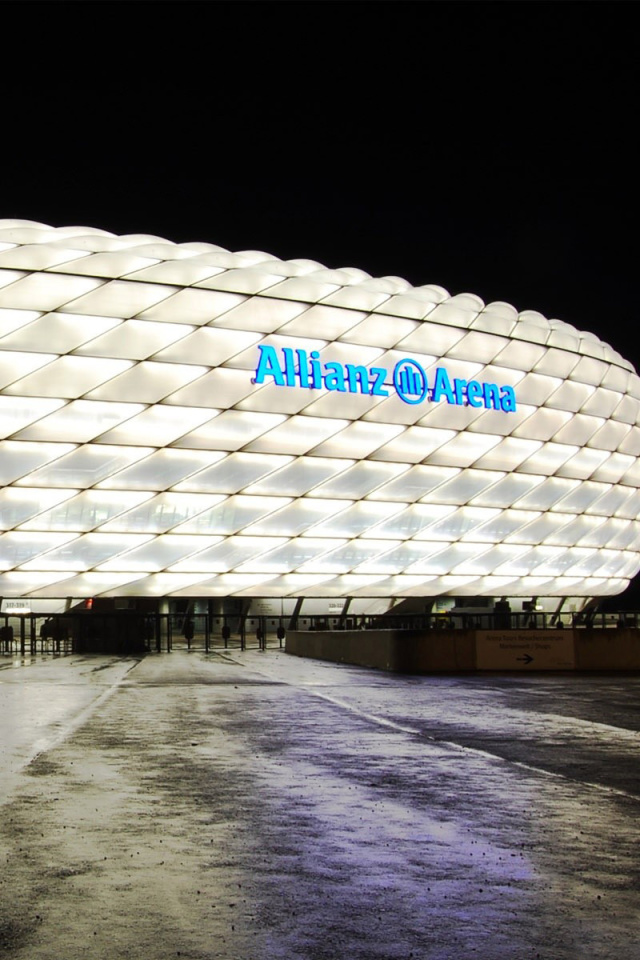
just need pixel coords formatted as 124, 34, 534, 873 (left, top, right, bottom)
85, 598, 93, 609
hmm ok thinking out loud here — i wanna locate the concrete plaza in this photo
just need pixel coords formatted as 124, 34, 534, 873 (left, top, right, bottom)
0, 649, 638, 959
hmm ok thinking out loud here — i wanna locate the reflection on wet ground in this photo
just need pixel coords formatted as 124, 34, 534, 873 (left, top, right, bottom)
1, 651, 638, 959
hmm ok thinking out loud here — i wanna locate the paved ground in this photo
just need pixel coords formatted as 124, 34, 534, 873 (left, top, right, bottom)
0, 650, 638, 960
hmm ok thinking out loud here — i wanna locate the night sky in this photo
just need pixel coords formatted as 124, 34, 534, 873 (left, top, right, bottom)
2, 4, 639, 602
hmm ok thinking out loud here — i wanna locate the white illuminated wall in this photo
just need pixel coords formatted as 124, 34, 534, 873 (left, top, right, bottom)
0, 218, 639, 604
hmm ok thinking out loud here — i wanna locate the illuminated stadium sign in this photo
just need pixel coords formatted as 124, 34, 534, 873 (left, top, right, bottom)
253, 346, 517, 411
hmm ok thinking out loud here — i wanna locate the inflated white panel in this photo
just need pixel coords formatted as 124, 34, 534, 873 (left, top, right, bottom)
0, 219, 638, 600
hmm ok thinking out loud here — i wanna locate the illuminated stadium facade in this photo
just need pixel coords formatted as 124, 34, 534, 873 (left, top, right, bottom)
1, 219, 639, 623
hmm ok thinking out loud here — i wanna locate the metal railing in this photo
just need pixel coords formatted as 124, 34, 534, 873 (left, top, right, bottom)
2, 608, 638, 658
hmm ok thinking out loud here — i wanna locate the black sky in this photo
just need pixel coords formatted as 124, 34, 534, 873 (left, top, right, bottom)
3, 4, 635, 354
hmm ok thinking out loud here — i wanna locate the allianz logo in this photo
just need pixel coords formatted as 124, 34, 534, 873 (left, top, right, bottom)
253, 345, 517, 411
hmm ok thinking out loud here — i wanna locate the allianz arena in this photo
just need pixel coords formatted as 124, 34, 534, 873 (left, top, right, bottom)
1, 218, 639, 622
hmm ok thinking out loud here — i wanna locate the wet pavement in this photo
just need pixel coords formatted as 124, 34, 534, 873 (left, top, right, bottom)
0, 650, 638, 959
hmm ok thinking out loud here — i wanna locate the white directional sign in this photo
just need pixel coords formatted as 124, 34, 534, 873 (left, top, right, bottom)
476, 631, 575, 670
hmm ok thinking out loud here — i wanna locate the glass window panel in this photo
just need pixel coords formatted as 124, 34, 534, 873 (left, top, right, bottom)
160, 573, 280, 597
504, 512, 576, 545
369, 464, 456, 502
472, 510, 541, 542
169, 536, 286, 572
555, 447, 611, 480
248, 538, 344, 573
367, 540, 447, 572
425, 432, 502, 468
172, 495, 291, 534
0, 571, 75, 593
340, 313, 418, 348
172, 453, 290, 494
552, 414, 605, 447
492, 339, 547, 372
304, 501, 404, 538
5, 356, 133, 399
235, 573, 336, 595
587, 419, 632, 452
0, 488, 78, 530
552, 481, 611, 514
471, 473, 543, 508
0, 308, 42, 339
412, 542, 487, 574
309, 461, 406, 499
396, 322, 466, 357
311, 421, 404, 459
466, 403, 536, 438
582, 387, 627, 418
0, 532, 78, 570
10, 314, 140, 356
87, 361, 207, 403
19, 444, 153, 488
513, 477, 580, 511
513, 407, 573, 442
63, 279, 175, 318
546, 515, 609, 546
474, 437, 544, 471
244, 458, 351, 496
492, 548, 545, 577
98, 535, 219, 572
0, 396, 66, 439
304, 540, 401, 575
34, 571, 149, 597
524, 547, 577, 575
445, 330, 509, 364
14, 400, 145, 443
278, 304, 365, 340
612, 488, 640, 520
428, 469, 504, 505
591, 453, 635, 483
563, 551, 617, 576
568, 355, 608, 386
142, 287, 256, 326
19, 490, 153, 532
619, 426, 640, 457
0, 272, 104, 311
508, 372, 562, 405
245, 498, 350, 536
166, 367, 258, 410
74, 318, 195, 360
99, 405, 217, 446
20, 533, 153, 570
449, 543, 529, 575
97, 493, 226, 533
518, 442, 578, 474
545, 380, 595, 412
578, 518, 628, 548
0, 351, 59, 390
355, 544, 422, 574
420, 506, 500, 541
173, 411, 284, 451
371, 426, 455, 464
98, 449, 225, 491
374, 503, 457, 540
0, 440, 76, 485
246, 416, 350, 456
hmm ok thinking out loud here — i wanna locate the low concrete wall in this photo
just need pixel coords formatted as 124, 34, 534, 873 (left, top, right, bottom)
285, 629, 475, 672
286, 627, 640, 673
575, 628, 640, 671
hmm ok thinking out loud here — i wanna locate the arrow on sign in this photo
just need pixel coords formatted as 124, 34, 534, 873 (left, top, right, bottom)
516, 654, 534, 665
